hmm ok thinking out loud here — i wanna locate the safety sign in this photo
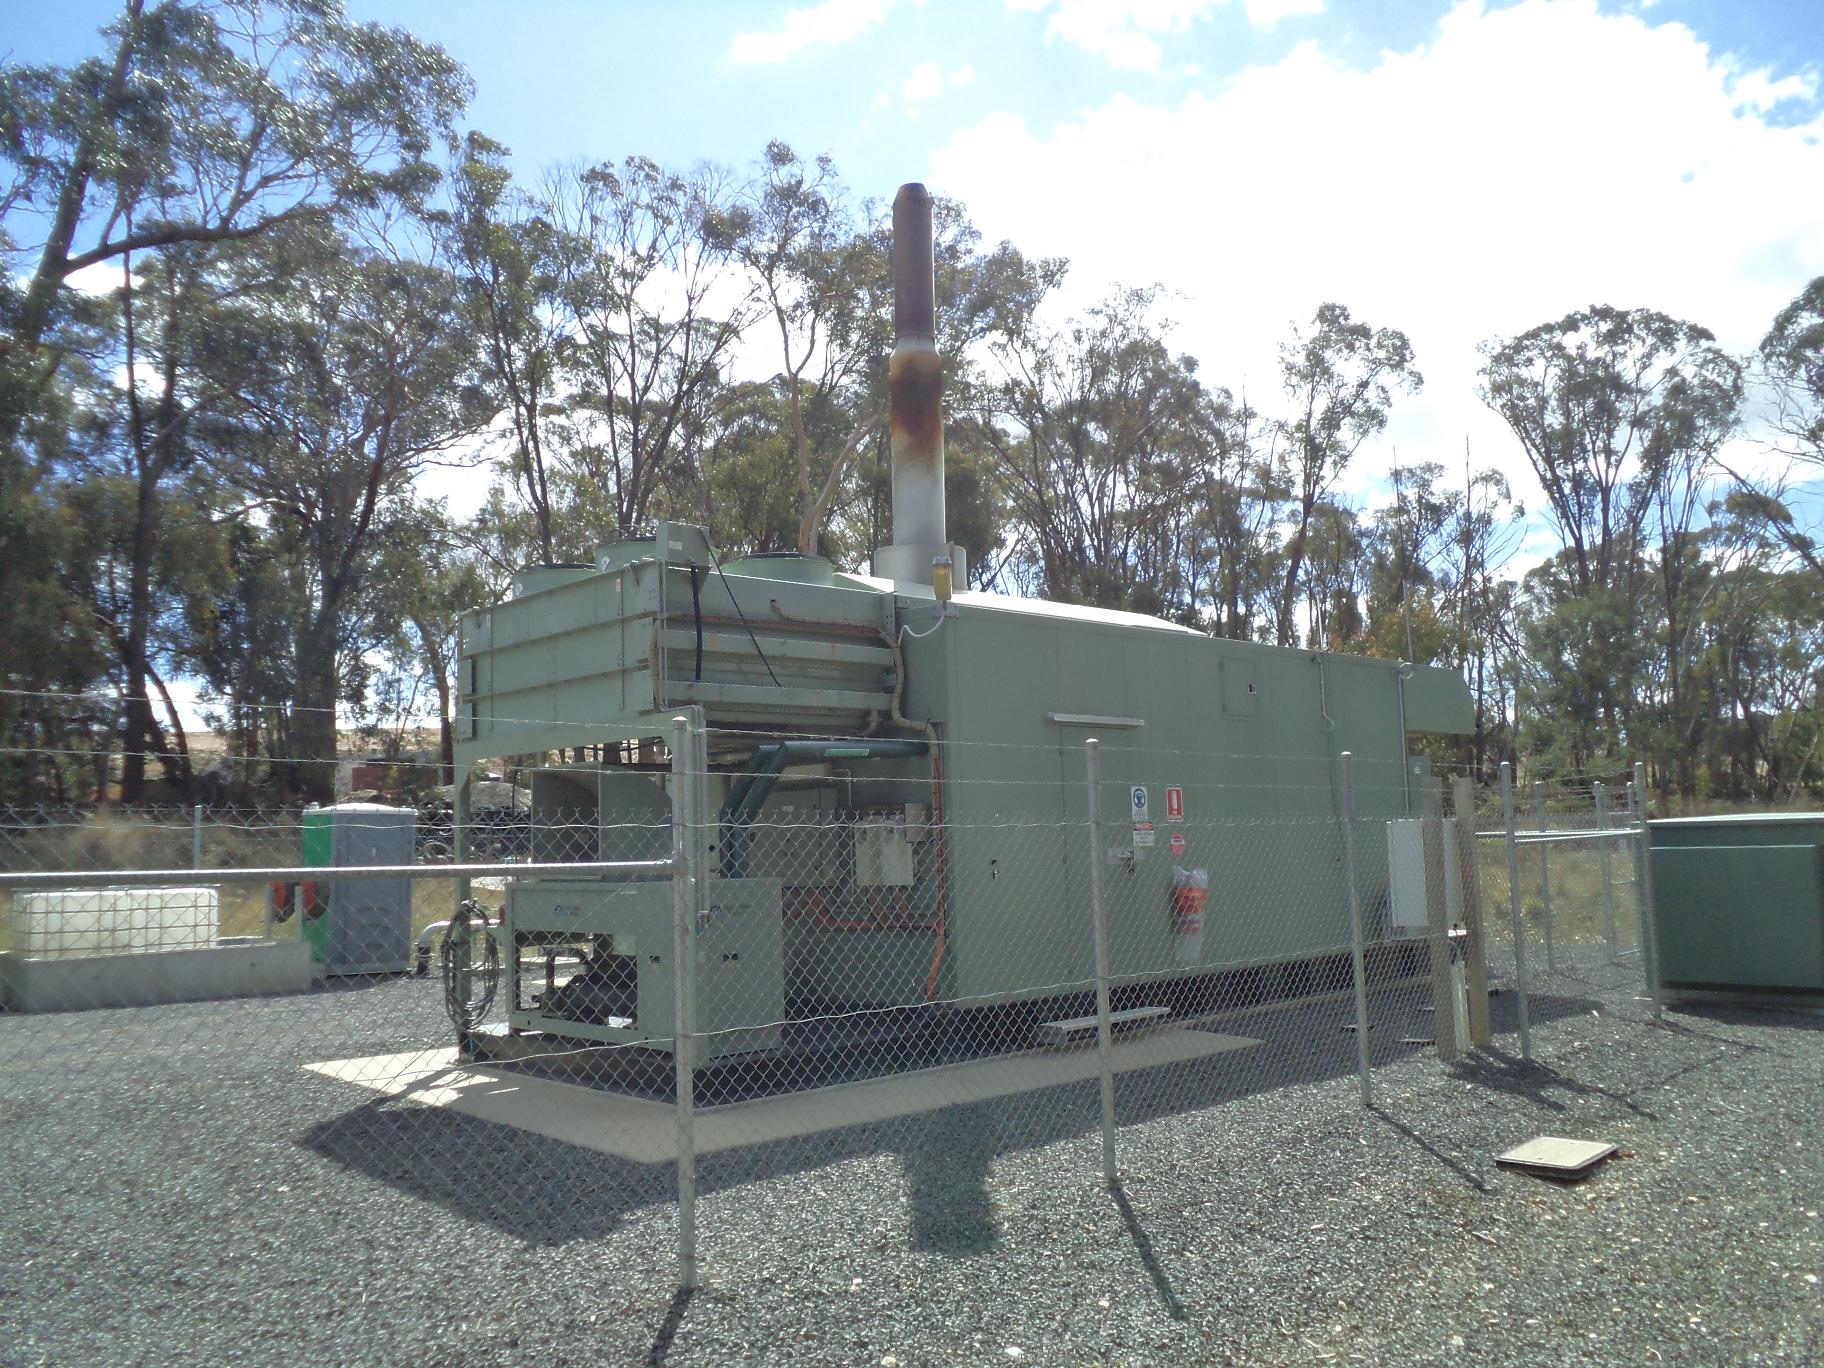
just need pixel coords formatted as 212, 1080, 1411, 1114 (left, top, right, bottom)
1130, 786, 1154, 846
1165, 786, 1184, 822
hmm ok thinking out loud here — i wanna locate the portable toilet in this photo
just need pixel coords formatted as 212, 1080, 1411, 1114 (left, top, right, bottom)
299, 802, 416, 975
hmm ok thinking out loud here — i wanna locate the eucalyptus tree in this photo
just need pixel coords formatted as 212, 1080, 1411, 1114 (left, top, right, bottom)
984, 286, 1213, 611
1761, 277, 1824, 471
1190, 393, 1282, 641
1745, 278, 1824, 578
1481, 305, 1741, 788
0, 0, 466, 800
0, 0, 467, 450
1271, 303, 1422, 646
542, 156, 760, 542
731, 142, 882, 555
371, 502, 490, 783
447, 132, 573, 562
197, 227, 490, 801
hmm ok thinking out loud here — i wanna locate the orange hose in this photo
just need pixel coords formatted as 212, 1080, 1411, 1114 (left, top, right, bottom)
783, 884, 937, 933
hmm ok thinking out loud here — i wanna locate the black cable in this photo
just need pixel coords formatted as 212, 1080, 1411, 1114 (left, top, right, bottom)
712, 557, 783, 688
441, 898, 500, 1032
690, 568, 704, 681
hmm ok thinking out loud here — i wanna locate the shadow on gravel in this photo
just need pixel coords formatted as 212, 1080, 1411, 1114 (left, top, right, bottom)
1662, 1004, 1824, 1036
1367, 1104, 1489, 1192
1111, 1183, 1188, 1321
1445, 1048, 1659, 1119
295, 986, 1611, 1261
647, 1287, 694, 1366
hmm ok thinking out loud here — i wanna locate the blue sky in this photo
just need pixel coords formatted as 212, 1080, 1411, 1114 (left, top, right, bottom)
11, 0, 1824, 544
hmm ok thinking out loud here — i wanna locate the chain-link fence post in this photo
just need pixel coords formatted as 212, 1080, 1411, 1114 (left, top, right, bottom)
1083, 739, 1118, 1185
1419, 777, 1459, 1061
1338, 751, 1372, 1106
1532, 779, 1555, 973
1594, 781, 1619, 963
670, 714, 699, 1290
1499, 761, 1533, 1060
1632, 760, 1664, 1021
1452, 776, 1491, 1047
192, 804, 204, 870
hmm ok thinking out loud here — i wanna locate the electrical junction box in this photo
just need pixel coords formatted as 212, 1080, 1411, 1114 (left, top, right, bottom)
300, 802, 415, 975
855, 818, 915, 887
1385, 820, 1460, 938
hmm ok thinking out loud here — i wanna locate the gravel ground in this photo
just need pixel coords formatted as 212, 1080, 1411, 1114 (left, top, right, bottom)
0, 962, 1819, 1367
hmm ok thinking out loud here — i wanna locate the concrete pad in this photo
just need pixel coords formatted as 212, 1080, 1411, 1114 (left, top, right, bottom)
304, 1026, 1261, 1163
0, 937, 314, 1013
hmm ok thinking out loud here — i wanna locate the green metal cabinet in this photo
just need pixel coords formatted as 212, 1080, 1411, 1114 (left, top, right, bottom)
1649, 814, 1824, 1001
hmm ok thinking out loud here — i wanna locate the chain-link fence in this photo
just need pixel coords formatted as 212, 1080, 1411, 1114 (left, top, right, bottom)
0, 732, 1659, 1319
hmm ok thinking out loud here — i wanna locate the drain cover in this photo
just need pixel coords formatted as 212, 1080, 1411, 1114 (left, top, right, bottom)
1494, 1136, 1617, 1180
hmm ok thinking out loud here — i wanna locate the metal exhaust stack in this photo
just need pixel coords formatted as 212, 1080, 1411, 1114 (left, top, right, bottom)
875, 182, 966, 588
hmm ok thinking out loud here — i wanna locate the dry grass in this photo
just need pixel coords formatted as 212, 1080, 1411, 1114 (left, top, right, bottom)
1, 810, 465, 954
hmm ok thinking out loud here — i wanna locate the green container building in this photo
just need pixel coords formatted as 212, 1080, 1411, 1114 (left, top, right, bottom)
453, 525, 1474, 1059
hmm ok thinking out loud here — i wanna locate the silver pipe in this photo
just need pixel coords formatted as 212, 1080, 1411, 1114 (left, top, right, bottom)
1534, 780, 1556, 973
0, 858, 676, 891
1084, 738, 1117, 1185
1594, 781, 1618, 963
1499, 761, 1532, 1059
1339, 751, 1372, 1107
670, 715, 699, 1290
1632, 761, 1664, 1020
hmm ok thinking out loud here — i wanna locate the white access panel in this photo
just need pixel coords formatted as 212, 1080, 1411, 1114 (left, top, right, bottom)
1386, 820, 1458, 937
854, 818, 915, 887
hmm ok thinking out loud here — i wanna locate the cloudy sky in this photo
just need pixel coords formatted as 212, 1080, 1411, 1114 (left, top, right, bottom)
17, 0, 1824, 542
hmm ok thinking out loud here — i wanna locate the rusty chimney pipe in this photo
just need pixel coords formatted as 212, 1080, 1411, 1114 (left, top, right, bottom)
878, 183, 960, 585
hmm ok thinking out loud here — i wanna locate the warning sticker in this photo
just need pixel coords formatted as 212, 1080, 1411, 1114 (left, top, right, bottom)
1165, 786, 1184, 822
1170, 831, 1186, 857
1130, 786, 1153, 847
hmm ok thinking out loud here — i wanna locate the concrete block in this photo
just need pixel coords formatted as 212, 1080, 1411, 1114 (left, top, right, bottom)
0, 936, 315, 1013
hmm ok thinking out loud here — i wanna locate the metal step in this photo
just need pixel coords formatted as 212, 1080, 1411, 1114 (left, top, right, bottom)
1036, 1004, 1170, 1046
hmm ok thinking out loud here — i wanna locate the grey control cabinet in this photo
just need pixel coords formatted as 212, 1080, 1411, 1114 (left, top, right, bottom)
301, 802, 416, 975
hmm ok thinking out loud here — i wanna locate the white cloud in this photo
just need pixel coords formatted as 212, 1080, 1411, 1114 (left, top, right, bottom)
1243, 0, 1323, 26
935, 0, 1824, 518
727, 0, 894, 65
903, 60, 945, 102
1009, 0, 1322, 71
64, 261, 122, 296
901, 60, 977, 106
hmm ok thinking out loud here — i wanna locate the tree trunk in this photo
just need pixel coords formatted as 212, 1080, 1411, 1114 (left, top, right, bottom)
118, 475, 156, 804
293, 616, 341, 806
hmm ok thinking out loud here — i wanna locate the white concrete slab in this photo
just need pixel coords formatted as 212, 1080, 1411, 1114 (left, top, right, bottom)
304, 1027, 1260, 1163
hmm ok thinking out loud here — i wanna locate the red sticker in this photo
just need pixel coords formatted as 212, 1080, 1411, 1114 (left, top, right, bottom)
1165, 786, 1185, 822
1170, 831, 1187, 857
